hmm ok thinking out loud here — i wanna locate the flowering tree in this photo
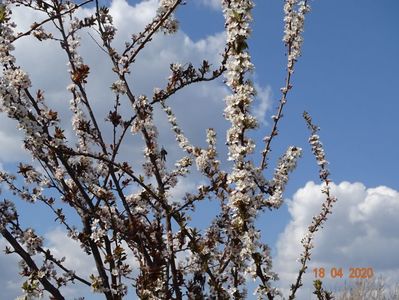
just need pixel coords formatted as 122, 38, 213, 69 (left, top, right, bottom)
0, 0, 336, 299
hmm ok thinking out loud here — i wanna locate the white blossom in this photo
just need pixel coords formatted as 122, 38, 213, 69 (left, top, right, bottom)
283, 0, 310, 71
158, 0, 179, 34
21, 229, 43, 255
268, 146, 302, 208
111, 79, 127, 94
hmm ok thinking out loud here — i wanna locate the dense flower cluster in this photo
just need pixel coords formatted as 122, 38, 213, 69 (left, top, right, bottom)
17, 276, 43, 299
0, 198, 17, 230
221, 1, 288, 298
268, 146, 302, 208
0, 5, 16, 66
158, 0, 180, 34
20, 228, 43, 255
283, 0, 310, 71
132, 95, 168, 180
222, 0, 257, 214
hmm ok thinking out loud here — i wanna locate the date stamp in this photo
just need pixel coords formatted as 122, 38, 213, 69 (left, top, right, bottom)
313, 267, 374, 279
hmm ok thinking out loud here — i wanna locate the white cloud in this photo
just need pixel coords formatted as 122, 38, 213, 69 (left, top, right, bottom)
44, 228, 139, 299
110, 0, 158, 30
45, 228, 96, 278
0, 239, 23, 299
0, 230, 95, 300
0, 122, 29, 163
199, 0, 221, 10
253, 83, 273, 126
2, 0, 230, 165
1, 0, 271, 169
274, 181, 399, 299
168, 176, 196, 203
44, 228, 95, 299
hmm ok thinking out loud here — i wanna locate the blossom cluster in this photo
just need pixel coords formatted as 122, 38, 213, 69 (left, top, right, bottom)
222, 0, 258, 208
283, 0, 310, 71
268, 146, 302, 208
132, 95, 167, 179
0, 5, 16, 66
304, 111, 329, 180
223, 0, 257, 164
221, 0, 289, 298
0, 199, 17, 230
158, 0, 180, 34
162, 101, 193, 152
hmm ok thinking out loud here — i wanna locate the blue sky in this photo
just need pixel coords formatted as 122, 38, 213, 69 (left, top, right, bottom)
1, 0, 399, 299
